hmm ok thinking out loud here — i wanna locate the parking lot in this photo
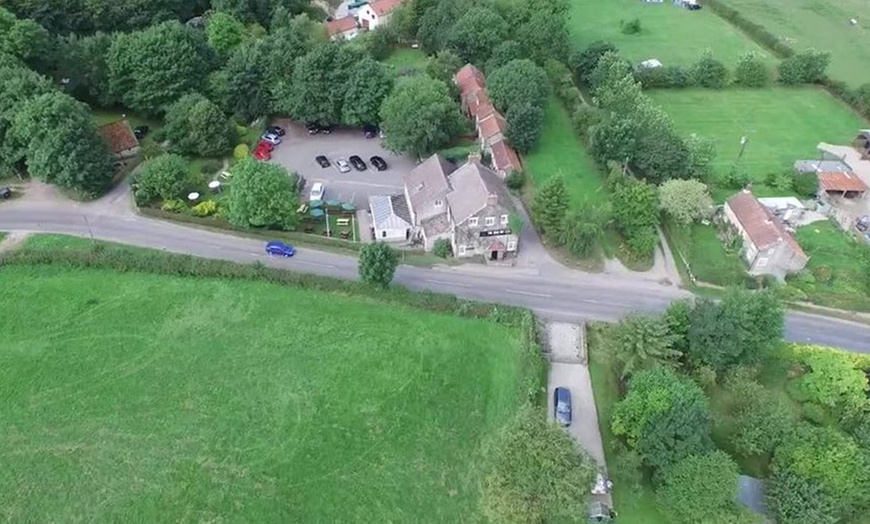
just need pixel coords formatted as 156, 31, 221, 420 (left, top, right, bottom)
268, 120, 418, 208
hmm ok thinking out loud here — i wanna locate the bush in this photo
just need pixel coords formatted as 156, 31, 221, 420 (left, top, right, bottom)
571, 104, 601, 137
635, 65, 692, 89
793, 171, 818, 197
625, 227, 658, 260
505, 170, 526, 190
691, 51, 729, 88
131, 154, 190, 204
359, 242, 399, 287
765, 170, 794, 191
778, 50, 830, 85
722, 168, 750, 189
734, 51, 769, 87
233, 143, 249, 161
620, 18, 641, 35
200, 159, 223, 174
432, 238, 452, 258
191, 200, 218, 217
160, 198, 187, 212
702, 0, 794, 58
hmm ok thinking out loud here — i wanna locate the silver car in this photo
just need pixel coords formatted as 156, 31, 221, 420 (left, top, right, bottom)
261, 133, 282, 145
336, 159, 351, 173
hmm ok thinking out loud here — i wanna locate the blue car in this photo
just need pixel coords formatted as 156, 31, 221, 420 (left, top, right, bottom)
265, 241, 295, 257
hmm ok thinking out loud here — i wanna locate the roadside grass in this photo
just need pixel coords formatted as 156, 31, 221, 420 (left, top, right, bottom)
587, 326, 670, 524
791, 220, 870, 312
383, 48, 429, 75
715, 0, 870, 87
0, 265, 532, 522
568, 0, 773, 67
664, 221, 746, 287
649, 88, 867, 200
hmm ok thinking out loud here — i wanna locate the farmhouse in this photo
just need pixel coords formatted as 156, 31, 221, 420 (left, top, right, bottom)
356, 0, 404, 30
724, 189, 808, 279
326, 16, 359, 40
99, 119, 140, 159
402, 153, 519, 260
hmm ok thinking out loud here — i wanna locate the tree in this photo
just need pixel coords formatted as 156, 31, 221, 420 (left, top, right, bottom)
655, 451, 740, 523
482, 405, 598, 523
207, 11, 247, 59
516, 10, 570, 64
261, 26, 313, 113
611, 366, 713, 477
663, 299, 692, 355
569, 40, 618, 85
10, 91, 113, 196
289, 44, 362, 126
588, 50, 633, 95
164, 94, 237, 157
797, 350, 869, 416
108, 21, 214, 115
505, 104, 543, 154
0, 7, 53, 73
778, 50, 830, 85
342, 57, 393, 127
425, 50, 464, 85
632, 125, 690, 184
687, 289, 784, 372
767, 468, 838, 524
659, 179, 713, 225
588, 115, 639, 167
444, 5, 508, 65
734, 51, 768, 87
558, 201, 609, 257
487, 59, 549, 113
223, 41, 271, 121
380, 75, 462, 157
684, 133, 717, 180
611, 177, 659, 233
609, 315, 681, 379
691, 50, 728, 88
485, 40, 522, 74
131, 154, 189, 204
793, 171, 818, 197
0, 64, 54, 173
226, 158, 300, 230
212, 0, 311, 27
722, 369, 793, 456
358, 242, 399, 287
531, 175, 569, 236
56, 32, 115, 108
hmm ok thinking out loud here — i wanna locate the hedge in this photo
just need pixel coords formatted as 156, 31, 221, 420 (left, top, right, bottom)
702, 0, 794, 59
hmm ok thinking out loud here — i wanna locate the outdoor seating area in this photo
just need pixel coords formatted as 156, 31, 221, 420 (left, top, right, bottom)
301, 199, 359, 240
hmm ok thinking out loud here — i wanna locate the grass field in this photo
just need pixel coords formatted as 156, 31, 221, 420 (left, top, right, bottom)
0, 266, 533, 522
383, 48, 429, 74
568, 0, 773, 67
665, 221, 746, 287
650, 87, 867, 199
716, 0, 870, 87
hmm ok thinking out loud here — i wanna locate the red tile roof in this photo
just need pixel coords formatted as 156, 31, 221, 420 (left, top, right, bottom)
490, 139, 522, 175
327, 16, 357, 36
455, 64, 485, 95
478, 112, 507, 140
466, 90, 495, 120
99, 120, 139, 153
370, 0, 404, 16
726, 189, 806, 258
818, 170, 868, 193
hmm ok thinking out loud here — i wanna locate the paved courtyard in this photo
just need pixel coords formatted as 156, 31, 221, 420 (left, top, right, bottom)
268, 119, 418, 209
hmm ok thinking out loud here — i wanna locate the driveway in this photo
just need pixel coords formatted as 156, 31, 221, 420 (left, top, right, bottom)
268, 120, 418, 209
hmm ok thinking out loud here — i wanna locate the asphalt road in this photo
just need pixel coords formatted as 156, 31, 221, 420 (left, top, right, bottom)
2, 205, 870, 352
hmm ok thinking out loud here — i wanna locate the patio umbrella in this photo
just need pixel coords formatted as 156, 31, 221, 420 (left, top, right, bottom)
341, 203, 356, 212
325, 199, 341, 207
309, 208, 324, 218
309, 199, 323, 208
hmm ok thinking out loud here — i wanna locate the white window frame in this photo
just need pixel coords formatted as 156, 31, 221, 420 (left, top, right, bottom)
485, 216, 496, 226
458, 245, 467, 256
468, 217, 478, 227
507, 240, 517, 251
500, 214, 509, 225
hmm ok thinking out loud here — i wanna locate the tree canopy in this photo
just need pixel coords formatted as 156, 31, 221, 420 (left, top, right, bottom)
288, 43, 363, 126
655, 451, 740, 523
487, 59, 549, 114
358, 242, 399, 287
164, 93, 237, 157
342, 57, 393, 127
132, 153, 190, 204
532, 175, 569, 236
206, 11, 248, 59
226, 158, 300, 230
379, 75, 462, 157
444, 5, 508, 65
609, 315, 680, 379
659, 179, 713, 225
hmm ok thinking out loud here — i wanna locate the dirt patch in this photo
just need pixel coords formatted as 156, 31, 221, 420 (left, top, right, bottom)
0, 232, 30, 254
546, 322, 585, 364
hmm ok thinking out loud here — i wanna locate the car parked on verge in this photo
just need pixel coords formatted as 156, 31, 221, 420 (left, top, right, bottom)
133, 125, 149, 139
370, 156, 387, 171
309, 182, 325, 201
261, 133, 282, 145
856, 215, 869, 232
319, 125, 333, 135
553, 387, 572, 426
306, 123, 320, 135
266, 125, 285, 137
363, 124, 378, 138
315, 155, 330, 168
0, 186, 11, 199
335, 159, 350, 173
349, 155, 367, 171
265, 241, 295, 257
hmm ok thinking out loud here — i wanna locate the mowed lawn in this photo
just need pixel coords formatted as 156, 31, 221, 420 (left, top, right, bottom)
650, 88, 867, 198
568, 0, 773, 67
717, 0, 870, 87
0, 267, 531, 522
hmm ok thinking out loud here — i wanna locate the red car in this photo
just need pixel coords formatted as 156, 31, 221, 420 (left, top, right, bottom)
256, 140, 274, 152
253, 144, 272, 160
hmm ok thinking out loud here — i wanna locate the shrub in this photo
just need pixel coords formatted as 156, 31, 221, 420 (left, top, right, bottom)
571, 104, 601, 137
734, 51, 769, 87
722, 168, 750, 189
793, 171, 818, 197
765, 170, 794, 191
655, 451, 740, 523
131, 154, 190, 204
359, 242, 399, 287
702, 0, 794, 58
200, 159, 223, 174
505, 170, 526, 190
691, 51, 729, 88
778, 50, 830, 85
161, 198, 187, 212
192, 200, 218, 217
620, 18, 641, 35
635, 65, 692, 89
625, 227, 658, 260
432, 238, 452, 258
233, 143, 249, 161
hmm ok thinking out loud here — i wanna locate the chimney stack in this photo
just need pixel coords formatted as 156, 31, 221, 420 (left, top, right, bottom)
467, 151, 482, 164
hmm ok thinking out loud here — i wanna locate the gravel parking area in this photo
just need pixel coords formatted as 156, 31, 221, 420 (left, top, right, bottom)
268, 119, 418, 208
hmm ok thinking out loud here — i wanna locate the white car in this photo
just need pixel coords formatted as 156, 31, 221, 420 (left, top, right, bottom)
309, 182, 325, 201
336, 159, 351, 173
261, 133, 282, 145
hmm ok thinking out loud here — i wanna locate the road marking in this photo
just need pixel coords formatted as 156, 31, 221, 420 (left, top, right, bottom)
506, 289, 552, 298
294, 260, 338, 269
425, 279, 472, 288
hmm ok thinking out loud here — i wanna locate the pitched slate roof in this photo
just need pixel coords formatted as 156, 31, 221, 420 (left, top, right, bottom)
446, 161, 512, 225
403, 154, 454, 213
369, 194, 412, 230
99, 120, 139, 153
369, 0, 404, 16
327, 16, 357, 36
726, 189, 806, 257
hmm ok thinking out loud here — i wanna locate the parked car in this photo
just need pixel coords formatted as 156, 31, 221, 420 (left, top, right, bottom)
253, 145, 271, 160
553, 387, 572, 426
370, 155, 387, 171
315, 155, 330, 168
335, 159, 351, 173
0, 186, 11, 199
261, 133, 282, 145
133, 125, 149, 139
363, 124, 378, 138
319, 125, 334, 134
856, 215, 869, 232
306, 123, 320, 135
257, 140, 275, 152
265, 241, 295, 257
349, 155, 367, 171
266, 125, 285, 137
309, 182, 325, 201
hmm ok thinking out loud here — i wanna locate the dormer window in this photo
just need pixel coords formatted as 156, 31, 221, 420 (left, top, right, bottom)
469, 217, 478, 227
434, 199, 443, 207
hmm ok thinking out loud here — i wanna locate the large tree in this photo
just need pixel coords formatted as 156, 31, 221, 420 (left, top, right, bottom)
656, 451, 740, 523
504, 103, 543, 154
611, 176, 659, 234
223, 41, 271, 121
515, 10, 569, 64
609, 314, 680, 379
0, 64, 54, 173
379, 75, 462, 157
482, 405, 597, 523
796, 350, 869, 417
226, 158, 300, 230
532, 175, 569, 236
206, 11, 247, 59
10, 91, 113, 196
444, 5, 508, 65
570, 40, 618, 86
659, 179, 713, 225
164, 93, 237, 157
558, 201, 609, 257
56, 32, 115, 108
487, 59, 549, 114
722, 369, 794, 456
288, 43, 362, 126
342, 57, 393, 127
0, 7, 53, 74
131, 154, 190, 204
108, 21, 214, 115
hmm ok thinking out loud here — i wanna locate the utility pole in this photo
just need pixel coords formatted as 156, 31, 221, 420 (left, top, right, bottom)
735, 136, 748, 166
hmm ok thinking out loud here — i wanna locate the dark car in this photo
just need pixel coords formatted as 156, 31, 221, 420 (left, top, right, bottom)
363, 124, 378, 138
0, 186, 11, 199
856, 215, 869, 232
306, 123, 320, 135
265, 241, 295, 257
319, 125, 334, 135
266, 125, 285, 137
553, 387, 572, 427
370, 155, 387, 171
133, 125, 149, 139
315, 155, 330, 168
349, 155, 367, 171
